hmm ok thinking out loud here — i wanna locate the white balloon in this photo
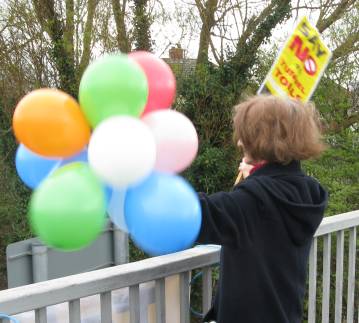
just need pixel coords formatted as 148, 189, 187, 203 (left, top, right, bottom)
142, 110, 198, 173
88, 116, 156, 187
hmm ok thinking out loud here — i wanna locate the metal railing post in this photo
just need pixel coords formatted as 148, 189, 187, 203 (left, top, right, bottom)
113, 226, 129, 265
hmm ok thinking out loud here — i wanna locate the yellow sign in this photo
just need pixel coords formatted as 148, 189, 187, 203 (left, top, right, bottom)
258, 16, 332, 102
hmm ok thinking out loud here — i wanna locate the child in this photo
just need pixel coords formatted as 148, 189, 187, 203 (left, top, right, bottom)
197, 95, 328, 323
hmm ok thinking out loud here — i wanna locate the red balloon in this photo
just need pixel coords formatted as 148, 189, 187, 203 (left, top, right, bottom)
129, 51, 176, 115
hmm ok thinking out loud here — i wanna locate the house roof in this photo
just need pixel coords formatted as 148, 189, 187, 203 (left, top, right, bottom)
162, 58, 197, 76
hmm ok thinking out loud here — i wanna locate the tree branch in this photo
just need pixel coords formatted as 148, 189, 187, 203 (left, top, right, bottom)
214, 4, 239, 24
195, 0, 219, 66
112, 0, 130, 52
209, 34, 222, 64
316, 0, 356, 33
332, 31, 359, 60
32, 0, 77, 95
64, 0, 75, 63
78, 0, 97, 79
328, 113, 359, 133
194, 0, 206, 21
225, 0, 291, 95
237, 0, 276, 52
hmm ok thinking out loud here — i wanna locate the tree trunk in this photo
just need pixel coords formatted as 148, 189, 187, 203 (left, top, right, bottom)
225, 0, 291, 97
32, 0, 77, 96
78, 0, 98, 79
195, 0, 219, 66
132, 0, 152, 51
112, 0, 131, 52
64, 0, 75, 68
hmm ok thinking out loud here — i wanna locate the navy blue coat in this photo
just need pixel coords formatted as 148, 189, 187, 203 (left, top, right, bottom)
198, 161, 328, 323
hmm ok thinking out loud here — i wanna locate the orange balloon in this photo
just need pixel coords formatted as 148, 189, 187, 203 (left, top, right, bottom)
13, 89, 91, 158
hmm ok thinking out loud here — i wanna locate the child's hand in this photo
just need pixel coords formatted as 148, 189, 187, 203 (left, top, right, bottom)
239, 158, 254, 179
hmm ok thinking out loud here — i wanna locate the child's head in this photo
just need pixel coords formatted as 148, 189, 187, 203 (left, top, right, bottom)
233, 95, 325, 164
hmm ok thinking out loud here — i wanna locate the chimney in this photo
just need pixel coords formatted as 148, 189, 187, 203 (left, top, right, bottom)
169, 45, 184, 60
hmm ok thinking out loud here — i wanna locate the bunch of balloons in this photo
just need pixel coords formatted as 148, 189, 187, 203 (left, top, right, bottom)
12, 52, 202, 255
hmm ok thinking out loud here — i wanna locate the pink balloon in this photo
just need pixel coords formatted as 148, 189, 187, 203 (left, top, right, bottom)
142, 110, 198, 173
129, 51, 176, 116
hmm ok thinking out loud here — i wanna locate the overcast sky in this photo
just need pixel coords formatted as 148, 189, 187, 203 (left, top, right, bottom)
151, 1, 323, 61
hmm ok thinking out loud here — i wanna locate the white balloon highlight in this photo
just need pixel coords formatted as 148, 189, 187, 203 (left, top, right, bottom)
88, 116, 156, 187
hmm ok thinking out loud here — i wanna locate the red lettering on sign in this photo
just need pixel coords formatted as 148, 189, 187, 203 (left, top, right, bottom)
290, 35, 309, 62
273, 62, 306, 98
275, 67, 282, 78
279, 59, 306, 94
288, 83, 296, 97
280, 76, 288, 86
289, 36, 318, 76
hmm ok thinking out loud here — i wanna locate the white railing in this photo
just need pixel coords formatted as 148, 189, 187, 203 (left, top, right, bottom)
309, 210, 359, 323
0, 210, 358, 323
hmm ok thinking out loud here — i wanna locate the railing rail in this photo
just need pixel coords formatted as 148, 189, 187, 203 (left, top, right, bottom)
314, 210, 359, 236
309, 210, 359, 323
0, 210, 358, 323
0, 245, 220, 316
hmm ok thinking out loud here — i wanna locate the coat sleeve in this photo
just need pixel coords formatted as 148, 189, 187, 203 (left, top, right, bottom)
196, 189, 259, 248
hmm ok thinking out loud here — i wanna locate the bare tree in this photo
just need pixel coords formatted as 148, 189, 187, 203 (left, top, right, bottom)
224, 0, 291, 96
31, 0, 98, 95
318, 1, 359, 133
195, 0, 219, 65
316, 0, 356, 32
112, 0, 131, 52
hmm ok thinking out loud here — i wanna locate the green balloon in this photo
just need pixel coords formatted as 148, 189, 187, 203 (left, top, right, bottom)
79, 54, 148, 127
29, 162, 106, 251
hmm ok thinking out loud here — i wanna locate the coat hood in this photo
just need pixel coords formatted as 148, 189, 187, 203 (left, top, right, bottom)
238, 161, 328, 245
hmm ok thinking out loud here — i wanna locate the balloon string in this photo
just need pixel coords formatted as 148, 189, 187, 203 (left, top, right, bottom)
234, 171, 244, 186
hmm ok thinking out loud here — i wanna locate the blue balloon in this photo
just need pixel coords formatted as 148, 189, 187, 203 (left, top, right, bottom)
15, 145, 60, 189
57, 148, 88, 167
104, 186, 113, 207
125, 172, 202, 256
108, 188, 128, 232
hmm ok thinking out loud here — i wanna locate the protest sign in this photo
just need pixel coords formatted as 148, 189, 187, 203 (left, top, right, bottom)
258, 16, 332, 101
